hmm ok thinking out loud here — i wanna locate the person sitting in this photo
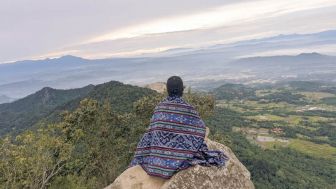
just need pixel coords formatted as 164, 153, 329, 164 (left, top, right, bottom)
130, 76, 228, 179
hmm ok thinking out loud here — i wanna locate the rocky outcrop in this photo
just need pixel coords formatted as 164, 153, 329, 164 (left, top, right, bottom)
105, 128, 254, 189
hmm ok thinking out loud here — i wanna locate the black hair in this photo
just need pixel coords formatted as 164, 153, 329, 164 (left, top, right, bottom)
166, 76, 184, 97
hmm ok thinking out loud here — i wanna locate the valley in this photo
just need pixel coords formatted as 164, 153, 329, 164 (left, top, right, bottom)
203, 81, 336, 188
211, 81, 336, 156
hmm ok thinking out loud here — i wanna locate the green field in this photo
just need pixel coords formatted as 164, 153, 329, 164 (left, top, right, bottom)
288, 139, 336, 159
215, 82, 336, 161
300, 92, 335, 100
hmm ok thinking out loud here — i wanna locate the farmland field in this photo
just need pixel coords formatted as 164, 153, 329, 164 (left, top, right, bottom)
206, 81, 336, 188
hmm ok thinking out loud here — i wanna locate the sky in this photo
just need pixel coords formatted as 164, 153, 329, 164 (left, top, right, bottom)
1, 0, 336, 63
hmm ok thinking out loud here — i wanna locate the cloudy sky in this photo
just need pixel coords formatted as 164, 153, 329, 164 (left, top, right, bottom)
1, 0, 336, 63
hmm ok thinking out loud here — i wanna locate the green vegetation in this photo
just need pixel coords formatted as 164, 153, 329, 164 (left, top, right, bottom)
208, 81, 336, 188
205, 104, 336, 188
288, 139, 336, 159
321, 97, 336, 105
0, 80, 335, 188
285, 81, 325, 91
0, 87, 214, 188
0, 81, 157, 136
258, 91, 306, 105
209, 130, 336, 189
0, 85, 94, 135
1, 98, 142, 188
299, 92, 335, 101
212, 83, 256, 100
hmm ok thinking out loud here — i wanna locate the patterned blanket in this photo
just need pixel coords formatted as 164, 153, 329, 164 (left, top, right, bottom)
130, 96, 228, 179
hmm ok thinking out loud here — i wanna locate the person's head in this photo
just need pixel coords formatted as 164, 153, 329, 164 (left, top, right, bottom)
166, 76, 184, 97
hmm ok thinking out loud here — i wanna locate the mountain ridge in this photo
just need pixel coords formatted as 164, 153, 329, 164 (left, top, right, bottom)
1, 29, 336, 98
0, 81, 157, 136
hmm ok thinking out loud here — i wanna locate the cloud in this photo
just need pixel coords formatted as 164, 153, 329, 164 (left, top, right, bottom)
0, 0, 336, 62
237, 44, 336, 58
62, 3, 336, 59
85, 0, 336, 43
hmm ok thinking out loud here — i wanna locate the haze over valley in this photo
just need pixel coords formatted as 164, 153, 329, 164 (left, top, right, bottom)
1, 30, 336, 99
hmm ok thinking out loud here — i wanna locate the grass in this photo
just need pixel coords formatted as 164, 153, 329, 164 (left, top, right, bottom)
246, 114, 304, 125
261, 141, 289, 149
321, 97, 336, 105
299, 92, 335, 100
246, 114, 284, 121
215, 100, 246, 112
255, 89, 281, 97
285, 115, 302, 125
288, 139, 336, 160
308, 116, 331, 122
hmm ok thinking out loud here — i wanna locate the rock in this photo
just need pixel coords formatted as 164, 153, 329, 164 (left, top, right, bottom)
160, 139, 255, 189
105, 165, 166, 189
105, 128, 254, 189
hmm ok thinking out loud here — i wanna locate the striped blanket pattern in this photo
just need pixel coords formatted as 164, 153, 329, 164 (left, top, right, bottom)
130, 96, 228, 179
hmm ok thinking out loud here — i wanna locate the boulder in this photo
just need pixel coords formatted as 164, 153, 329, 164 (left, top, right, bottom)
105, 165, 166, 189
105, 129, 254, 189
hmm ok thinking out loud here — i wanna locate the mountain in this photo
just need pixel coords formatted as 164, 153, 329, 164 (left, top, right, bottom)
0, 95, 15, 104
1, 30, 336, 98
47, 81, 158, 122
1, 52, 335, 99
227, 53, 336, 83
0, 55, 86, 81
0, 80, 158, 136
0, 84, 94, 135
146, 30, 336, 58
235, 52, 332, 65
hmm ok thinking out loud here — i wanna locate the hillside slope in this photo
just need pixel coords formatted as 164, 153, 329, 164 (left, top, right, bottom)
0, 85, 94, 135
0, 81, 157, 136
47, 81, 158, 122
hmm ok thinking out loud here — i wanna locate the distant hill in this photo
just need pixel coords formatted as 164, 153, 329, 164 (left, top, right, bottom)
0, 81, 157, 136
1, 30, 336, 98
0, 85, 94, 135
47, 81, 158, 122
235, 53, 333, 66
230, 53, 336, 83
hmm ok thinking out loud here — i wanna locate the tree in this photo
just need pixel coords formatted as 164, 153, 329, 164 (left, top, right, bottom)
0, 126, 72, 189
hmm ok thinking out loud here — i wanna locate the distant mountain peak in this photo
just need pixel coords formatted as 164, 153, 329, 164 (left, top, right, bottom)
60, 55, 82, 59
40, 86, 55, 91
240, 52, 328, 60
37, 87, 57, 104
297, 52, 323, 57
57, 55, 85, 61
